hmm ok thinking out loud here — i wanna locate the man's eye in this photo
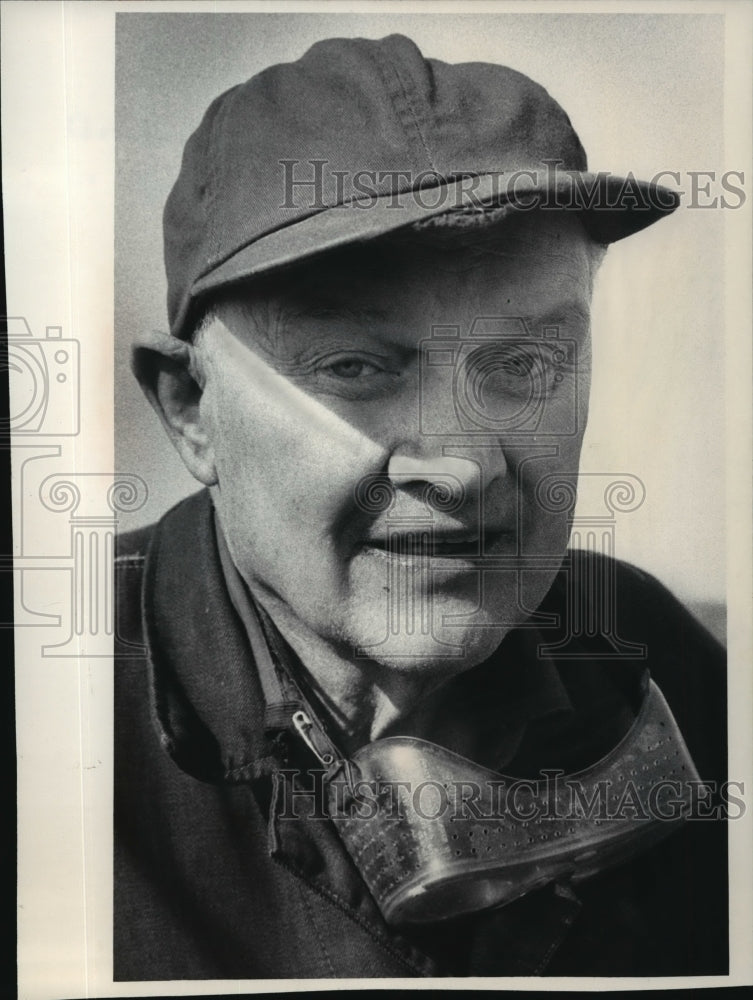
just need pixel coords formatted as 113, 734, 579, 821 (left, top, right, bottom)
463, 344, 542, 385
299, 353, 399, 399
323, 358, 381, 379
458, 341, 577, 406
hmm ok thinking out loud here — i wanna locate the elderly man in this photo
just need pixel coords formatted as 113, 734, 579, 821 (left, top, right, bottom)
114, 34, 727, 979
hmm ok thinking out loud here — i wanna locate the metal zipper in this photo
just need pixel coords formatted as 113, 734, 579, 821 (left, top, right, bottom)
292, 709, 335, 767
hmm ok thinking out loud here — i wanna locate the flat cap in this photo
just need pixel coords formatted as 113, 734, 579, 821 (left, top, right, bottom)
164, 34, 679, 338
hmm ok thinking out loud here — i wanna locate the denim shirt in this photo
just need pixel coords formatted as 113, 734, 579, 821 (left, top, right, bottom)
114, 489, 728, 980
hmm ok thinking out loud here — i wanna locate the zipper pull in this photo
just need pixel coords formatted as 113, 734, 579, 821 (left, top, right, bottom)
292, 709, 335, 767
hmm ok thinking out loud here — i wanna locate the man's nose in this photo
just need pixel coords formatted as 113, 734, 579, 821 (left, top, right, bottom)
385, 371, 510, 488
386, 449, 480, 508
385, 436, 509, 514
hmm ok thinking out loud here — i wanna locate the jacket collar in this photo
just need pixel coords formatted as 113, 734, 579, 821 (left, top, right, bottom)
143, 489, 274, 783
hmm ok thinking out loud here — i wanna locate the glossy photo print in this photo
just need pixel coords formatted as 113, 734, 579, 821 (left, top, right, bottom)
6, 3, 753, 997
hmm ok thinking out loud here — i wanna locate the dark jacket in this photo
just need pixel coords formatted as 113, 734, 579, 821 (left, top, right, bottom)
114, 489, 728, 980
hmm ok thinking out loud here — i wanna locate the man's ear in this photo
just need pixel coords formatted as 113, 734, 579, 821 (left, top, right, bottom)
131, 330, 218, 486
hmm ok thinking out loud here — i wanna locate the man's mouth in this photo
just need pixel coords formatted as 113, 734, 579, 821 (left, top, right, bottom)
363, 529, 509, 560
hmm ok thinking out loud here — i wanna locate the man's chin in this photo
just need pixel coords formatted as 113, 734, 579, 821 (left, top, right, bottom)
334, 577, 540, 674
348, 621, 510, 676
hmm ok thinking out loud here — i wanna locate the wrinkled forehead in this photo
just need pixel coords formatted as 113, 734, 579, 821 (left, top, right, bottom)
201, 210, 595, 347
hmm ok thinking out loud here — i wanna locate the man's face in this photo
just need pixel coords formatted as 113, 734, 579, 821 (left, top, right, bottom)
197, 212, 593, 675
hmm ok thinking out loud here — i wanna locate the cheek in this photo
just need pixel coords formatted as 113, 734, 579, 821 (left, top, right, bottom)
514, 394, 589, 553
205, 368, 385, 548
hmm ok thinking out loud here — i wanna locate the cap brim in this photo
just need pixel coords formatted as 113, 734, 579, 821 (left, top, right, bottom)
181, 171, 679, 336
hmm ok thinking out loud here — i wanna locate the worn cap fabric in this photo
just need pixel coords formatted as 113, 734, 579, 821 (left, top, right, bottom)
164, 33, 680, 338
